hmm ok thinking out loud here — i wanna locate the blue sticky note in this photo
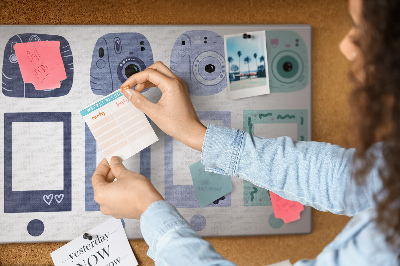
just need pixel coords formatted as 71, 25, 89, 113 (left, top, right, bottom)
189, 160, 233, 208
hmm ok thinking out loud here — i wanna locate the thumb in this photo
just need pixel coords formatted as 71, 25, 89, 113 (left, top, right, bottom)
109, 156, 129, 178
92, 158, 111, 189
122, 88, 155, 116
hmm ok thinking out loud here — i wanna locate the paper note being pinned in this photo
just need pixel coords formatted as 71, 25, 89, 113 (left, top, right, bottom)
14, 41, 67, 91
269, 191, 304, 223
80, 90, 158, 162
190, 160, 233, 208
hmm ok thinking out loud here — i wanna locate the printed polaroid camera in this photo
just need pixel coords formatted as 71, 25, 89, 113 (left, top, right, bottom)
90, 33, 154, 95
2, 33, 74, 98
170, 30, 226, 96
266, 30, 309, 93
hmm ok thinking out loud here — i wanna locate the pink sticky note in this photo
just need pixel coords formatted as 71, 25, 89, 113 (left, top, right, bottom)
269, 191, 304, 223
14, 41, 67, 91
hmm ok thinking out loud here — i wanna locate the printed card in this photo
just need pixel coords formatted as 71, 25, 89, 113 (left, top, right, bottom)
51, 218, 138, 266
80, 90, 158, 162
224, 31, 270, 100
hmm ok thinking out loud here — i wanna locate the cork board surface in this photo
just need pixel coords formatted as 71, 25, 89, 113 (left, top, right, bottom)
0, 0, 352, 265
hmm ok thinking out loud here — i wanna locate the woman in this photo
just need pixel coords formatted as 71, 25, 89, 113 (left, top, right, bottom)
91, 0, 400, 264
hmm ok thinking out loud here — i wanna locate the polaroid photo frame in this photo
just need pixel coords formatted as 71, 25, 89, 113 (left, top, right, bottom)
164, 111, 232, 208
242, 109, 308, 229
3, 112, 71, 213
84, 124, 152, 211
224, 31, 270, 100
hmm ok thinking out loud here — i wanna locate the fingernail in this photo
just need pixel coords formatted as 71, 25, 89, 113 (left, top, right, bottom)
124, 89, 133, 100
110, 156, 122, 165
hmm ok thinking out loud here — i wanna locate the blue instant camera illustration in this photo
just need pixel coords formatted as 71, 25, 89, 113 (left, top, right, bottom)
170, 30, 226, 96
90, 33, 154, 95
2, 33, 74, 98
266, 30, 309, 93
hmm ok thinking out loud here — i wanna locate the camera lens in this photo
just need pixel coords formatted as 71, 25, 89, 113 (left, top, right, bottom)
273, 53, 302, 82
205, 64, 215, 73
283, 62, 293, 72
125, 64, 140, 78
117, 57, 147, 83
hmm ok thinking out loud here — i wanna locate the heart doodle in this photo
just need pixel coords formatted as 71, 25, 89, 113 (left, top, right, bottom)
55, 194, 64, 204
43, 194, 53, 205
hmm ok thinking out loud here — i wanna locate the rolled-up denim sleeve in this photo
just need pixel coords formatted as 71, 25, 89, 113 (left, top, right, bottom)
140, 200, 236, 265
201, 124, 383, 216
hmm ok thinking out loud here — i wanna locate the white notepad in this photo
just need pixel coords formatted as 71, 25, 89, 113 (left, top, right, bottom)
80, 90, 158, 162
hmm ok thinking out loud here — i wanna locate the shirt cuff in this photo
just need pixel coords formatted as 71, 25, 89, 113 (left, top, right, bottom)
140, 200, 192, 260
201, 124, 245, 176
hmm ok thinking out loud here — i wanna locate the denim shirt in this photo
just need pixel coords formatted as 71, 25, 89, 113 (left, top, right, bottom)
140, 124, 399, 265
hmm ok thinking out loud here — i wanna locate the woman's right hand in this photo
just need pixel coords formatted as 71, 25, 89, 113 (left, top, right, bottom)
120, 61, 207, 151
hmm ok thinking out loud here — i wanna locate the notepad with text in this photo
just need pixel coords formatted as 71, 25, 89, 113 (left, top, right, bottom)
80, 90, 158, 162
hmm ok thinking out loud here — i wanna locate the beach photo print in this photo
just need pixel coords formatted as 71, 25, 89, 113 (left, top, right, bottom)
224, 31, 270, 100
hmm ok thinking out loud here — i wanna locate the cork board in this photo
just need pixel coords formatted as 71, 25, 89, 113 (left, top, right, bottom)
0, 0, 352, 265
0, 24, 311, 243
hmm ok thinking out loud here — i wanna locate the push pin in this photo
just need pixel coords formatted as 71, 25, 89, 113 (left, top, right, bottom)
242, 33, 252, 39
83, 233, 93, 240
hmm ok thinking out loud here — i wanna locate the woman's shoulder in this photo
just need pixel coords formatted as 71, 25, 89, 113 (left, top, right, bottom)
322, 209, 399, 265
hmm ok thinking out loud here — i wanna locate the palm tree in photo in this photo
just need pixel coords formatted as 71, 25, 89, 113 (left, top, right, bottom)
253, 53, 258, 73
228, 56, 233, 72
244, 56, 251, 78
259, 55, 265, 66
259, 55, 266, 77
237, 51, 242, 77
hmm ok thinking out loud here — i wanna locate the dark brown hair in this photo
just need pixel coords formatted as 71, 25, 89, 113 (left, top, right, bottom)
349, 0, 400, 256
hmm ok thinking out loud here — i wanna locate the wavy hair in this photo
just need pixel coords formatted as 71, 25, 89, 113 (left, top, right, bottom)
349, 0, 400, 256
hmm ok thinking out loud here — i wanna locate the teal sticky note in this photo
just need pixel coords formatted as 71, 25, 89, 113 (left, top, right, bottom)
189, 160, 233, 208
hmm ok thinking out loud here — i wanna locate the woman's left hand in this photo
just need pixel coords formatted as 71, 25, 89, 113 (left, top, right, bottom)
91, 157, 164, 219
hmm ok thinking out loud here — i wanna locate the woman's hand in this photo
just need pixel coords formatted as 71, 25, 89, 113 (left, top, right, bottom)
92, 157, 164, 220
120, 61, 206, 151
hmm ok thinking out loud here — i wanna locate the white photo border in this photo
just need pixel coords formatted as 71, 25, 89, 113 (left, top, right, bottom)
224, 30, 270, 100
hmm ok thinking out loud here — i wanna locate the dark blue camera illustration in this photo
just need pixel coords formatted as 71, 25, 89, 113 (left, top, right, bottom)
90, 33, 154, 95
2, 33, 74, 98
170, 30, 227, 96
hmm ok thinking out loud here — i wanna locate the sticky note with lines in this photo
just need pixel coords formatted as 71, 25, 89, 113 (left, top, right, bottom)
80, 90, 158, 162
